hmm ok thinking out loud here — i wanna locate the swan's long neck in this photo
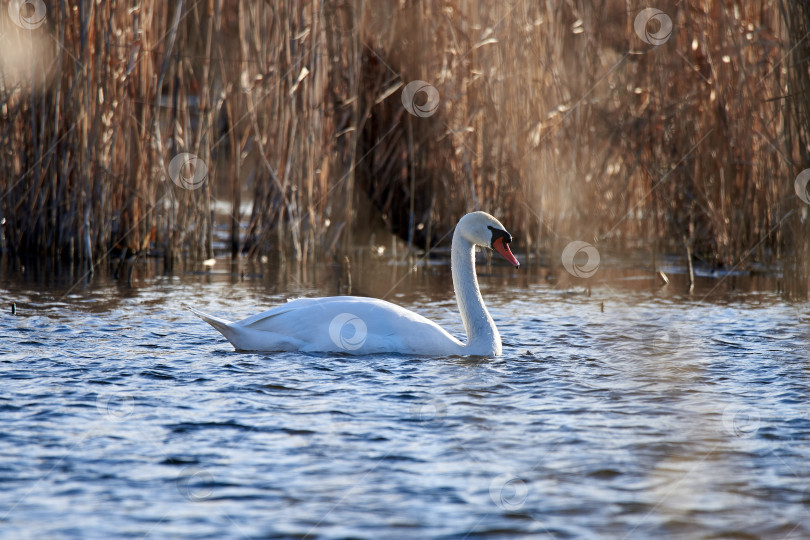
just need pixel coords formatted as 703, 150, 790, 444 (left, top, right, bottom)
451, 232, 501, 355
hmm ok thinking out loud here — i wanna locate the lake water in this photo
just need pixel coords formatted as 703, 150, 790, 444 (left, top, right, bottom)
1, 253, 809, 539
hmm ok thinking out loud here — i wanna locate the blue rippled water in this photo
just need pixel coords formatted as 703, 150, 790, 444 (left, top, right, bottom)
1, 261, 809, 539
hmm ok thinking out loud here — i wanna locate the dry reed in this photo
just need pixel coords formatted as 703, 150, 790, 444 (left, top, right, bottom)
0, 0, 807, 292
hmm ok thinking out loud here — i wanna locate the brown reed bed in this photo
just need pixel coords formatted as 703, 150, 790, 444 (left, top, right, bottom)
779, 0, 810, 298
0, 0, 807, 292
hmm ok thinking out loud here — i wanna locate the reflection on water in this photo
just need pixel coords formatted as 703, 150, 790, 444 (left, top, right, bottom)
1, 252, 808, 539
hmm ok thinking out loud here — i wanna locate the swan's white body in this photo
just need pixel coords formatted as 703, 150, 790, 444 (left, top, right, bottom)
192, 212, 519, 356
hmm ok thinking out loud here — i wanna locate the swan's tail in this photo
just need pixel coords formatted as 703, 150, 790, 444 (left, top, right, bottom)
190, 307, 298, 352
189, 307, 243, 347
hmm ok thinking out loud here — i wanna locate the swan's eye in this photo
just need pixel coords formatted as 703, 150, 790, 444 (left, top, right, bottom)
487, 225, 512, 248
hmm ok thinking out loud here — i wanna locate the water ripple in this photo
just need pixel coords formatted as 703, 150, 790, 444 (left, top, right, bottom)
0, 275, 809, 539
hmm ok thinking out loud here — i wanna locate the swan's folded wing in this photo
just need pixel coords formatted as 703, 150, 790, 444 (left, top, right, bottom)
235, 296, 354, 330
237, 306, 298, 329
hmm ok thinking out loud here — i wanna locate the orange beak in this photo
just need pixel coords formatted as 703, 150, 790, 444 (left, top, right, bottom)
493, 237, 520, 268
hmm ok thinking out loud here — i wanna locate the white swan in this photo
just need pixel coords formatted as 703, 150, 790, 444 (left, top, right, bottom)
191, 211, 520, 356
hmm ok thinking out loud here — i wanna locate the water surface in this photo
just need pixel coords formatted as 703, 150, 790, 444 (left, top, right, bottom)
1, 255, 809, 539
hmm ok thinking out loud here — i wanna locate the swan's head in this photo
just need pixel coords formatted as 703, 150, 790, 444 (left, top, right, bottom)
457, 211, 520, 268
